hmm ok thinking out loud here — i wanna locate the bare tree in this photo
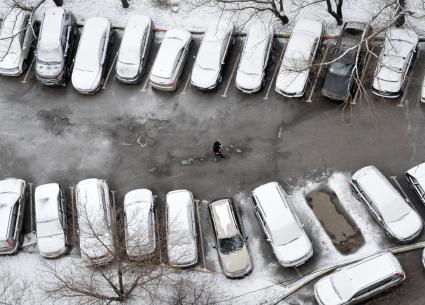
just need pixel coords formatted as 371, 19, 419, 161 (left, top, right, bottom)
324, 0, 343, 25
0, 263, 34, 305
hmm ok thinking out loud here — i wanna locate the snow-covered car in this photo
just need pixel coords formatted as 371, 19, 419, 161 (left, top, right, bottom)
35, 7, 76, 86
116, 15, 153, 84
191, 20, 234, 90
235, 22, 274, 93
275, 19, 323, 97
314, 252, 405, 305
351, 165, 423, 242
35, 183, 68, 258
150, 29, 191, 91
0, 8, 35, 76
166, 190, 198, 267
421, 79, 425, 103
71, 17, 112, 94
0, 178, 26, 255
209, 198, 252, 278
372, 28, 418, 98
252, 182, 313, 267
76, 178, 113, 265
406, 162, 425, 205
124, 189, 156, 258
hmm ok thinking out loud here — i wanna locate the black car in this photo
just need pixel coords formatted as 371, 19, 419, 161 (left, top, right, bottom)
35, 7, 76, 86
322, 22, 370, 101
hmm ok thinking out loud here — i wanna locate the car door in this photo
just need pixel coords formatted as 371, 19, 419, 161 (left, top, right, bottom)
173, 48, 184, 82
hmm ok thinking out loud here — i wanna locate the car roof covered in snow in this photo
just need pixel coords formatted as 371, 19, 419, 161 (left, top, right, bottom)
35, 183, 60, 223
209, 199, 238, 238
166, 190, 193, 234
407, 162, 425, 186
39, 7, 65, 48
0, 178, 25, 239
0, 8, 27, 57
118, 15, 151, 64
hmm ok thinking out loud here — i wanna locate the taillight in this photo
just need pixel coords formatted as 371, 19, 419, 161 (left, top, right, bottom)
6, 239, 12, 246
396, 271, 405, 278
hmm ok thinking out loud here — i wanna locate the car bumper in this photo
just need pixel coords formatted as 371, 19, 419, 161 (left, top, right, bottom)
321, 88, 348, 101
0, 241, 20, 255
150, 81, 177, 91
277, 246, 313, 267
236, 83, 262, 94
73, 85, 101, 95
0, 68, 22, 77
372, 88, 401, 99
223, 262, 253, 279
191, 81, 217, 91
40, 246, 68, 259
116, 73, 141, 84
36, 72, 66, 86
275, 86, 304, 98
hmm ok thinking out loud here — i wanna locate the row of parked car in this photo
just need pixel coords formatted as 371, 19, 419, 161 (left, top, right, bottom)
0, 7, 422, 101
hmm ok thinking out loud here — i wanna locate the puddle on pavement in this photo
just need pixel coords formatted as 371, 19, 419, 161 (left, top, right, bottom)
306, 187, 364, 254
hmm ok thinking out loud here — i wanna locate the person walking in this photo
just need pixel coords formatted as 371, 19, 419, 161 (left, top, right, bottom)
212, 141, 225, 160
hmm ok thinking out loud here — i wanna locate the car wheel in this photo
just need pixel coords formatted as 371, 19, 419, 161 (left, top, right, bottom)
218, 74, 223, 84
22, 60, 28, 73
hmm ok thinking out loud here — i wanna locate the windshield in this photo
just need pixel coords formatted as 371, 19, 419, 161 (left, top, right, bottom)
329, 62, 352, 76
218, 234, 244, 254
331, 275, 351, 301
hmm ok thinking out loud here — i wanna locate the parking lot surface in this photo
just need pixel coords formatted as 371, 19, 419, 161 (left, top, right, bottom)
2, 30, 425, 304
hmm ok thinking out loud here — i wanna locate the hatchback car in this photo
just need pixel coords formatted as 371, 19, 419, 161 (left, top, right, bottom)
35, 7, 76, 86
235, 22, 274, 93
314, 252, 405, 305
372, 28, 418, 98
252, 182, 313, 267
351, 165, 422, 242
76, 178, 113, 265
275, 19, 323, 97
124, 188, 156, 258
322, 22, 369, 101
406, 162, 425, 204
0, 178, 26, 255
166, 190, 198, 267
191, 20, 234, 90
116, 15, 153, 84
71, 17, 112, 94
150, 29, 191, 91
35, 183, 68, 258
209, 198, 252, 278
0, 8, 34, 76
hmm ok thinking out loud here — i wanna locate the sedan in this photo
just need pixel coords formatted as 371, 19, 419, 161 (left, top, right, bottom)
124, 189, 156, 258
191, 20, 234, 90
0, 178, 26, 255
116, 15, 153, 84
236, 22, 274, 93
351, 165, 423, 242
275, 19, 323, 97
71, 17, 112, 94
150, 29, 191, 91
372, 28, 418, 98
406, 162, 425, 204
35, 183, 68, 258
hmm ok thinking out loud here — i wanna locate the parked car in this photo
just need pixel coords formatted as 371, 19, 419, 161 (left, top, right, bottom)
124, 189, 156, 258
275, 19, 323, 97
35, 7, 76, 86
421, 79, 425, 103
191, 20, 234, 90
76, 178, 113, 265
35, 183, 68, 258
71, 17, 112, 94
252, 182, 313, 267
322, 22, 370, 101
351, 165, 423, 242
208, 198, 252, 278
165, 190, 198, 267
406, 162, 425, 204
0, 8, 35, 76
372, 28, 418, 98
0, 178, 26, 255
116, 15, 153, 84
150, 29, 191, 91
314, 252, 405, 305
235, 22, 274, 94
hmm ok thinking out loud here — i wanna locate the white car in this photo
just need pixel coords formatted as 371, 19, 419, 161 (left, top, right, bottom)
314, 252, 405, 305
166, 190, 198, 267
406, 162, 425, 204
191, 20, 234, 90
76, 178, 113, 265
275, 19, 323, 97
235, 22, 274, 93
351, 165, 423, 242
35, 183, 68, 258
116, 15, 153, 84
421, 79, 425, 103
372, 28, 418, 98
150, 29, 191, 91
0, 8, 34, 76
124, 189, 156, 258
71, 17, 112, 94
252, 182, 313, 267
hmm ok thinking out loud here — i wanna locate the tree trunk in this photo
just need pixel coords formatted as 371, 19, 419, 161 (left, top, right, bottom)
395, 0, 406, 27
53, 0, 63, 6
121, 0, 130, 8
325, 0, 344, 26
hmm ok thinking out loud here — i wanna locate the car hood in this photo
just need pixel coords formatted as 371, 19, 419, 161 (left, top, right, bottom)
323, 72, 351, 98
235, 70, 262, 91
0, 52, 20, 70
387, 210, 423, 241
274, 234, 312, 265
191, 64, 219, 89
116, 62, 139, 79
219, 245, 251, 275
276, 70, 309, 94
38, 234, 66, 256
71, 68, 102, 92
373, 76, 402, 94
168, 242, 197, 266
315, 277, 344, 305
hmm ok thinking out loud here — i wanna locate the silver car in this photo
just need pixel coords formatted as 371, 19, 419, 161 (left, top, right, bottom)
209, 198, 252, 278
406, 162, 425, 204
124, 189, 156, 258
35, 183, 68, 258
314, 252, 405, 305
351, 165, 423, 242
0, 178, 26, 255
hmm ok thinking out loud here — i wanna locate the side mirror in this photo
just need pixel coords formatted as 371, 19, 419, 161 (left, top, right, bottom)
266, 238, 271, 243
